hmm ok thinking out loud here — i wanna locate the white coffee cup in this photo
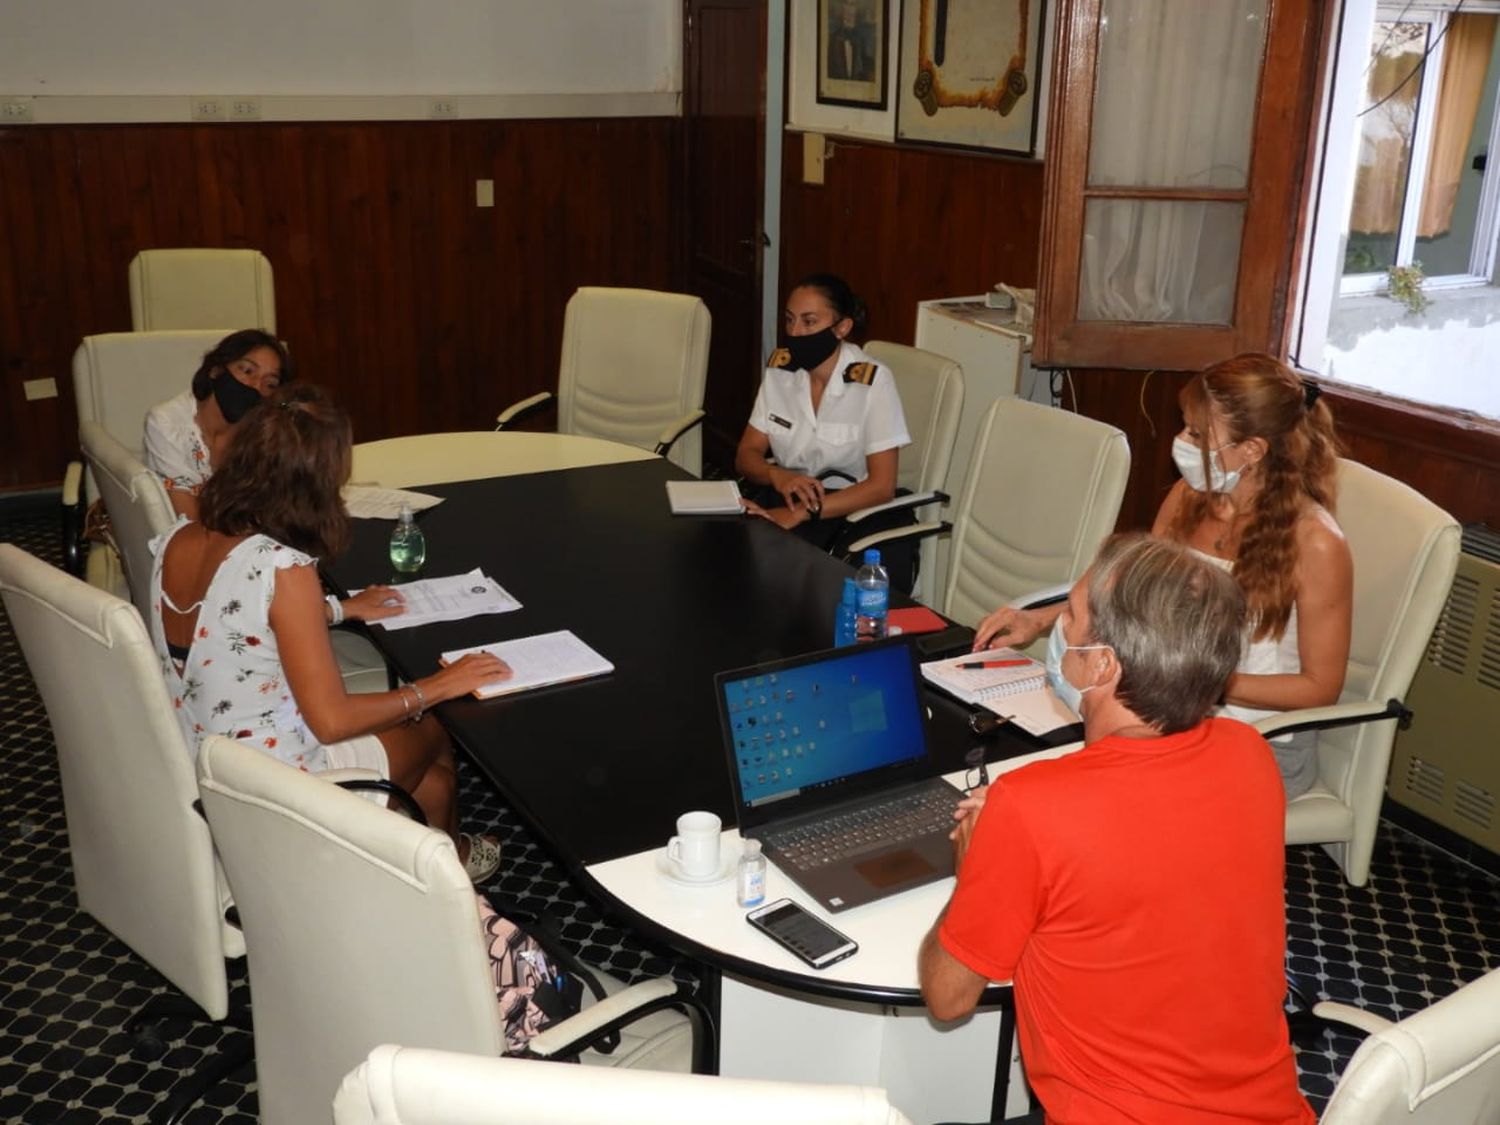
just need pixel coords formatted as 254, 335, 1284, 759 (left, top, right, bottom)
666, 811, 722, 879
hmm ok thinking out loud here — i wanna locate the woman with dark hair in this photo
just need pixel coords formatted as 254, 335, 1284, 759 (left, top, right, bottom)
974, 353, 1351, 796
149, 385, 509, 880
143, 329, 294, 520
735, 274, 910, 556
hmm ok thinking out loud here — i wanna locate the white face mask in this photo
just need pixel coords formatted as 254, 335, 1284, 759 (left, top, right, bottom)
1172, 435, 1242, 494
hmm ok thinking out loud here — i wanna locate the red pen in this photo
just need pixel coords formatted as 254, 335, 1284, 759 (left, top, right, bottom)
957, 658, 1032, 670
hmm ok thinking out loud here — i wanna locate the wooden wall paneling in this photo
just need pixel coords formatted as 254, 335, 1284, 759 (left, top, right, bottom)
0, 118, 681, 491
778, 134, 1044, 345
1067, 367, 1194, 535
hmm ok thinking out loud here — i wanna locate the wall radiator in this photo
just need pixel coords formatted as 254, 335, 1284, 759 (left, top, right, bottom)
1388, 524, 1500, 855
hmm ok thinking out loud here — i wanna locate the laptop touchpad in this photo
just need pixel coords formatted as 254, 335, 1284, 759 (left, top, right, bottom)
855, 848, 935, 887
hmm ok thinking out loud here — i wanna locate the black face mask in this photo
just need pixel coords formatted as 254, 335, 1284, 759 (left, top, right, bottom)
212, 370, 264, 424
775, 327, 842, 372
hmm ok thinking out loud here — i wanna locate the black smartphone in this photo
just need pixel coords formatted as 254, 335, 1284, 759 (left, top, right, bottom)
746, 898, 859, 969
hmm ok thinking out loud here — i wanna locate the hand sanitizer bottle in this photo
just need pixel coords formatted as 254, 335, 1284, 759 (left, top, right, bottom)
737, 838, 766, 907
389, 504, 426, 575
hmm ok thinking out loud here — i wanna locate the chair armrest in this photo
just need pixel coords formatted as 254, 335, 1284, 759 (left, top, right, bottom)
1252, 698, 1409, 740
1004, 581, 1073, 611
844, 520, 949, 557
494, 391, 556, 431
845, 490, 948, 525
61, 461, 86, 577
525, 978, 678, 1058
653, 410, 706, 456
1311, 1000, 1396, 1036
329, 774, 428, 825
63, 459, 83, 506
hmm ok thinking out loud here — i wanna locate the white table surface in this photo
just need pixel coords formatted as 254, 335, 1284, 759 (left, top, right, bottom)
350, 431, 656, 489
586, 740, 1084, 996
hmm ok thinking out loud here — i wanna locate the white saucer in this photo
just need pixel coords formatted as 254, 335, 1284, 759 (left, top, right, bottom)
655, 851, 736, 887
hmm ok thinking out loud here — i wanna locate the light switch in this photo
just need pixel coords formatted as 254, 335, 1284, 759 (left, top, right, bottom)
475, 179, 494, 208
803, 132, 826, 186
23, 378, 58, 401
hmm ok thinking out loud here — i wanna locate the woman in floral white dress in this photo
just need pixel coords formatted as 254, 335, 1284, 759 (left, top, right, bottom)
150, 385, 509, 880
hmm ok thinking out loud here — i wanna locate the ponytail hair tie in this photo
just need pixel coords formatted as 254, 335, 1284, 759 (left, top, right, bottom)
1302, 379, 1321, 411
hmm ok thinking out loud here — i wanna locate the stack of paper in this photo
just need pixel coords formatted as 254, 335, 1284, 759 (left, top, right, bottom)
373, 568, 520, 631
442, 630, 614, 699
666, 480, 743, 515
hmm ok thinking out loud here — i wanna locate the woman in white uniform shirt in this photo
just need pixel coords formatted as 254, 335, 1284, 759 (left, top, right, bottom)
736, 274, 910, 561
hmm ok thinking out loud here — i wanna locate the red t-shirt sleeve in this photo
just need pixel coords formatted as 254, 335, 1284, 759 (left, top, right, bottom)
938, 780, 1045, 983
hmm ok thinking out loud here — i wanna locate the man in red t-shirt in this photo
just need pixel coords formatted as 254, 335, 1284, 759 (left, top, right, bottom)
919, 535, 1313, 1124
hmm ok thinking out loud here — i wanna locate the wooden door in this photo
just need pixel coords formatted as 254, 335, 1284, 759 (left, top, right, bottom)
683, 0, 767, 475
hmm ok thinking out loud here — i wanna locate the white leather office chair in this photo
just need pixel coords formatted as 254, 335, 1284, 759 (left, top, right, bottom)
1317, 967, 1500, 1122
495, 287, 711, 476
128, 248, 276, 332
1261, 460, 1459, 887
333, 1043, 916, 1125
79, 422, 176, 623
196, 735, 709, 1125
942, 398, 1130, 644
64, 329, 228, 580
0, 543, 250, 1121
839, 342, 965, 603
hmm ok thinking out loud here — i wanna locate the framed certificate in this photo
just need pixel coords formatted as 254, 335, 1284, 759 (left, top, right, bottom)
896, 0, 1044, 154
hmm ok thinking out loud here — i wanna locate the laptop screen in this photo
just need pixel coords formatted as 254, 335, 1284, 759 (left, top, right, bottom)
717, 640, 929, 813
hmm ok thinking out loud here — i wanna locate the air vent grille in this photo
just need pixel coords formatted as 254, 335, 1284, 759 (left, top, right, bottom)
1478, 589, 1500, 692
1403, 756, 1446, 805
1461, 523, 1500, 564
1454, 781, 1495, 832
1425, 572, 1477, 674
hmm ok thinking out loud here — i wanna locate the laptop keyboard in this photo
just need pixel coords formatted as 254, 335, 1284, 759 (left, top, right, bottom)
762, 785, 958, 869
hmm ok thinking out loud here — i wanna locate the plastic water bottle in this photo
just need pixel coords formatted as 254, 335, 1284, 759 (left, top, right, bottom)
854, 549, 889, 642
834, 577, 859, 647
389, 504, 427, 575
737, 838, 766, 907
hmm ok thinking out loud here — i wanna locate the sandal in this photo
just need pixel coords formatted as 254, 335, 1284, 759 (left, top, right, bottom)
461, 832, 503, 883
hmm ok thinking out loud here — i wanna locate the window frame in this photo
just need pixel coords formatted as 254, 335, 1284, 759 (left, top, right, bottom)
1033, 0, 1332, 372
1340, 4, 1500, 294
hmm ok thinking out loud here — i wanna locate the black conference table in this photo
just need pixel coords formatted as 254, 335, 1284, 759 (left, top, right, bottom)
326, 453, 1070, 1121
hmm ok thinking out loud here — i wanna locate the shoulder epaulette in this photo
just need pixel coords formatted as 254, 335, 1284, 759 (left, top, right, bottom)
767, 347, 792, 370
843, 362, 877, 385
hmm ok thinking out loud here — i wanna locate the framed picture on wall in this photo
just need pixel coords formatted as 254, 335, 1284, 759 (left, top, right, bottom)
896, 0, 1044, 154
817, 0, 889, 110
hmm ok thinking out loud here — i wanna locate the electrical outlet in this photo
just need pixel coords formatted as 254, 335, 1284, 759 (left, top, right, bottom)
23, 378, 57, 401
429, 98, 458, 120
230, 98, 262, 121
2, 99, 34, 122
475, 179, 494, 208
191, 97, 226, 122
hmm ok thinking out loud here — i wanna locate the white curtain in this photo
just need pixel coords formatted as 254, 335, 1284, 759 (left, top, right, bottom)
1078, 0, 1268, 323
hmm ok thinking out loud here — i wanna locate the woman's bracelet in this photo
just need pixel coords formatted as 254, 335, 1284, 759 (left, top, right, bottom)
326, 594, 345, 626
398, 686, 412, 721
409, 680, 427, 723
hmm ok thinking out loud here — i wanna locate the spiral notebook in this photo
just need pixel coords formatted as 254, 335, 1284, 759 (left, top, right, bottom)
919, 647, 1046, 705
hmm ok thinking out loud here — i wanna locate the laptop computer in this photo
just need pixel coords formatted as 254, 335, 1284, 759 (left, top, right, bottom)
715, 638, 964, 913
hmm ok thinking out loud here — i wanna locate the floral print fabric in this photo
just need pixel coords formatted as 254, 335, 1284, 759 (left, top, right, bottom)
149, 519, 329, 771
143, 389, 211, 496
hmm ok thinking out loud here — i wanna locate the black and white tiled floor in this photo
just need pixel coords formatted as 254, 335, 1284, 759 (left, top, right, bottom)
0, 512, 695, 1123
3, 509, 1500, 1122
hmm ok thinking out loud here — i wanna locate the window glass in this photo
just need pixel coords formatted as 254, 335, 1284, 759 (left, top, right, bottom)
1414, 14, 1500, 277
1088, 0, 1268, 189
1078, 199, 1245, 323
1344, 20, 1430, 276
